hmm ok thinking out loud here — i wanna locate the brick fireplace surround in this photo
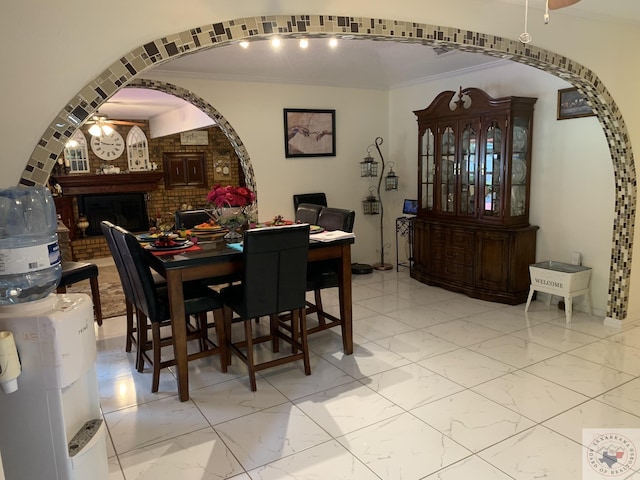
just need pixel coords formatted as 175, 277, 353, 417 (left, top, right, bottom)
55, 172, 164, 259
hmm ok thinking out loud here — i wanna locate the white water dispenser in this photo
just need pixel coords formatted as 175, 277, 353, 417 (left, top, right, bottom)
0, 293, 107, 480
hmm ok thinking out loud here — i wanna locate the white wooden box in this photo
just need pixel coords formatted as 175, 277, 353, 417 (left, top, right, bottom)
529, 261, 591, 295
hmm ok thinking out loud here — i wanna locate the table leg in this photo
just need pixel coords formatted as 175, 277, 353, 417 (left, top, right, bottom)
338, 244, 353, 355
166, 269, 190, 401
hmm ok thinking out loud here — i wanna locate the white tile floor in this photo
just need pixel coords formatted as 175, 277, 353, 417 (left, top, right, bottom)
96, 268, 640, 480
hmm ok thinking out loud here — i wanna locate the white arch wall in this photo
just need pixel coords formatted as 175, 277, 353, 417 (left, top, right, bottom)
12, 13, 636, 322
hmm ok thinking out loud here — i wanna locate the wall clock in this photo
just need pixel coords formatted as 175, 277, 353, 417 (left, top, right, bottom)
90, 131, 125, 161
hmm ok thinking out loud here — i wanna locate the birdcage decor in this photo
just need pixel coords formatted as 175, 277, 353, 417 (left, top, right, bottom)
360, 146, 378, 177
362, 186, 381, 215
385, 162, 399, 191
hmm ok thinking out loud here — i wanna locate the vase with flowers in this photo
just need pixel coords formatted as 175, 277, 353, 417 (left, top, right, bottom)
205, 184, 256, 240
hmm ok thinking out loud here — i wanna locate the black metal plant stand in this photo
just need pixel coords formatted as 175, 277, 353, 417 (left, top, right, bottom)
369, 137, 393, 270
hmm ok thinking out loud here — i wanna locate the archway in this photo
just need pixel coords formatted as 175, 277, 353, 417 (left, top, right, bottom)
20, 15, 634, 322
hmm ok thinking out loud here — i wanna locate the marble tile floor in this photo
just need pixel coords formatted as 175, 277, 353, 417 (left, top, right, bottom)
96, 267, 640, 480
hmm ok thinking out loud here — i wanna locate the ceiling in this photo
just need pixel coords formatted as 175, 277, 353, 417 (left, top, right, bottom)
99, 0, 640, 121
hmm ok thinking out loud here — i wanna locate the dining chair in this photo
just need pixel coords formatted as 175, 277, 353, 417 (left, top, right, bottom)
112, 225, 227, 392
174, 209, 212, 229
305, 207, 356, 337
173, 208, 244, 288
294, 203, 323, 225
100, 221, 139, 359
220, 224, 311, 391
101, 221, 170, 370
292, 193, 327, 211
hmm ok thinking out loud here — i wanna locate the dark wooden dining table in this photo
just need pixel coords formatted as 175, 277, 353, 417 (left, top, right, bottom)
143, 235, 355, 402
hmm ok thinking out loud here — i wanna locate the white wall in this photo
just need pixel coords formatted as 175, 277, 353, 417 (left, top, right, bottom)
149, 104, 214, 138
389, 62, 614, 314
143, 73, 389, 264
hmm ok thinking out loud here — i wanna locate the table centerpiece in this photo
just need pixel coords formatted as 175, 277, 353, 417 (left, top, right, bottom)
205, 184, 256, 240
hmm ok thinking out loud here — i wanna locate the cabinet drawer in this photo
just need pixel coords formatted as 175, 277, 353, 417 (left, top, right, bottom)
431, 227, 473, 249
432, 260, 473, 284
432, 246, 473, 266
450, 230, 473, 248
430, 227, 447, 246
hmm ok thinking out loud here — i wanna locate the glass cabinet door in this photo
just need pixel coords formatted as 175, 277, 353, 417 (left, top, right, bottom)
510, 116, 529, 217
440, 125, 456, 214
459, 122, 477, 216
420, 127, 435, 213
482, 121, 503, 218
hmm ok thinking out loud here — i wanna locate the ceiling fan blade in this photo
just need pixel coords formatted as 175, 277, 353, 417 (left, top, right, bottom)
548, 0, 581, 10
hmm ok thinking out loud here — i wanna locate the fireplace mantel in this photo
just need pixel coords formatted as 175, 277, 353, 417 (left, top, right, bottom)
54, 172, 164, 195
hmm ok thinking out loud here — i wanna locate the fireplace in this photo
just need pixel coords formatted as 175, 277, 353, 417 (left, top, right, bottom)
78, 193, 149, 236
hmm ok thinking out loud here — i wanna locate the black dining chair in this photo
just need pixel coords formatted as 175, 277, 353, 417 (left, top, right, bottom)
112, 225, 227, 393
305, 207, 356, 338
220, 224, 311, 391
293, 193, 327, 211
100, 221, 139, 361
101, 220, 171, 370
294, 203, 323, 225
174, 209, 212, 229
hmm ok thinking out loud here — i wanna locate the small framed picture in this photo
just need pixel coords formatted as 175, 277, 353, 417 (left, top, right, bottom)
557, 87, 595, 120
283, 108, 336, 157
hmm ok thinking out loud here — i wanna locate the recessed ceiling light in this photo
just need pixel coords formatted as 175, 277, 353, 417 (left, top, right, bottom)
271, 37, 281, 48
299, 39, 309, 49
329, 38, 338, 48
239, 41, 249, 49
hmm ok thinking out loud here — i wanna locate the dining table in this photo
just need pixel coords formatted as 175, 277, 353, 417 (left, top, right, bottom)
143, 233, 355, 402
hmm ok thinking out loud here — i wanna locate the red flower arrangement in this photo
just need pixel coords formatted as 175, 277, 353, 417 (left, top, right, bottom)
206, 185, 256, 208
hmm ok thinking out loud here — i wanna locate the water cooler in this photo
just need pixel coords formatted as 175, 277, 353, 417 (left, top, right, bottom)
0, 293, 108, 480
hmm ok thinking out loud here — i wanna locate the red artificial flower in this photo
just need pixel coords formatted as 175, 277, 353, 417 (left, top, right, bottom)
207, 184, 255, 207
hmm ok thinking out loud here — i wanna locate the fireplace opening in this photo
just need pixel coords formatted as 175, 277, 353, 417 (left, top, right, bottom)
78, 193, 149, 236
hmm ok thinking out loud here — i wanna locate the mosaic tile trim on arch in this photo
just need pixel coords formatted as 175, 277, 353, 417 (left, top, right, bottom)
20, 14, 634, 321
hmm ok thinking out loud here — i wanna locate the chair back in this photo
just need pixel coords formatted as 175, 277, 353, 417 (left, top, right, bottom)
293, 193, 327, 210
317, 207, 355, 233
175, 209, 211, 229
112, 225, 162, 322
295, 203, 323, 225
100, 221, 137, 305
241, 224, 310, 318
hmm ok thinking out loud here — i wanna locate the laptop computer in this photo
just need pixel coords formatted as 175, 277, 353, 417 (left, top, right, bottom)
402, 199, 418, 215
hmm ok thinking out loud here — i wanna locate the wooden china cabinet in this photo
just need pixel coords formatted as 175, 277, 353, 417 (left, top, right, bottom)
411, 87, 538, 304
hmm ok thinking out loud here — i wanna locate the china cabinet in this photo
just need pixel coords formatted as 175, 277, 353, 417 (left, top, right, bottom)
411, 87, 538, 304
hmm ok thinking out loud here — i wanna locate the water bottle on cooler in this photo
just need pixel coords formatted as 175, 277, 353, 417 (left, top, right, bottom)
0, 186, 62, 304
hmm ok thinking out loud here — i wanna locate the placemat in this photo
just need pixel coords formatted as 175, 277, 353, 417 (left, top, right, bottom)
150, 245, 202, 256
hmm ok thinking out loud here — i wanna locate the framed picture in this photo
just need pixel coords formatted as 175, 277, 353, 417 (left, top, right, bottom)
283, 108, 336, 157
557, 87, 595, 120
